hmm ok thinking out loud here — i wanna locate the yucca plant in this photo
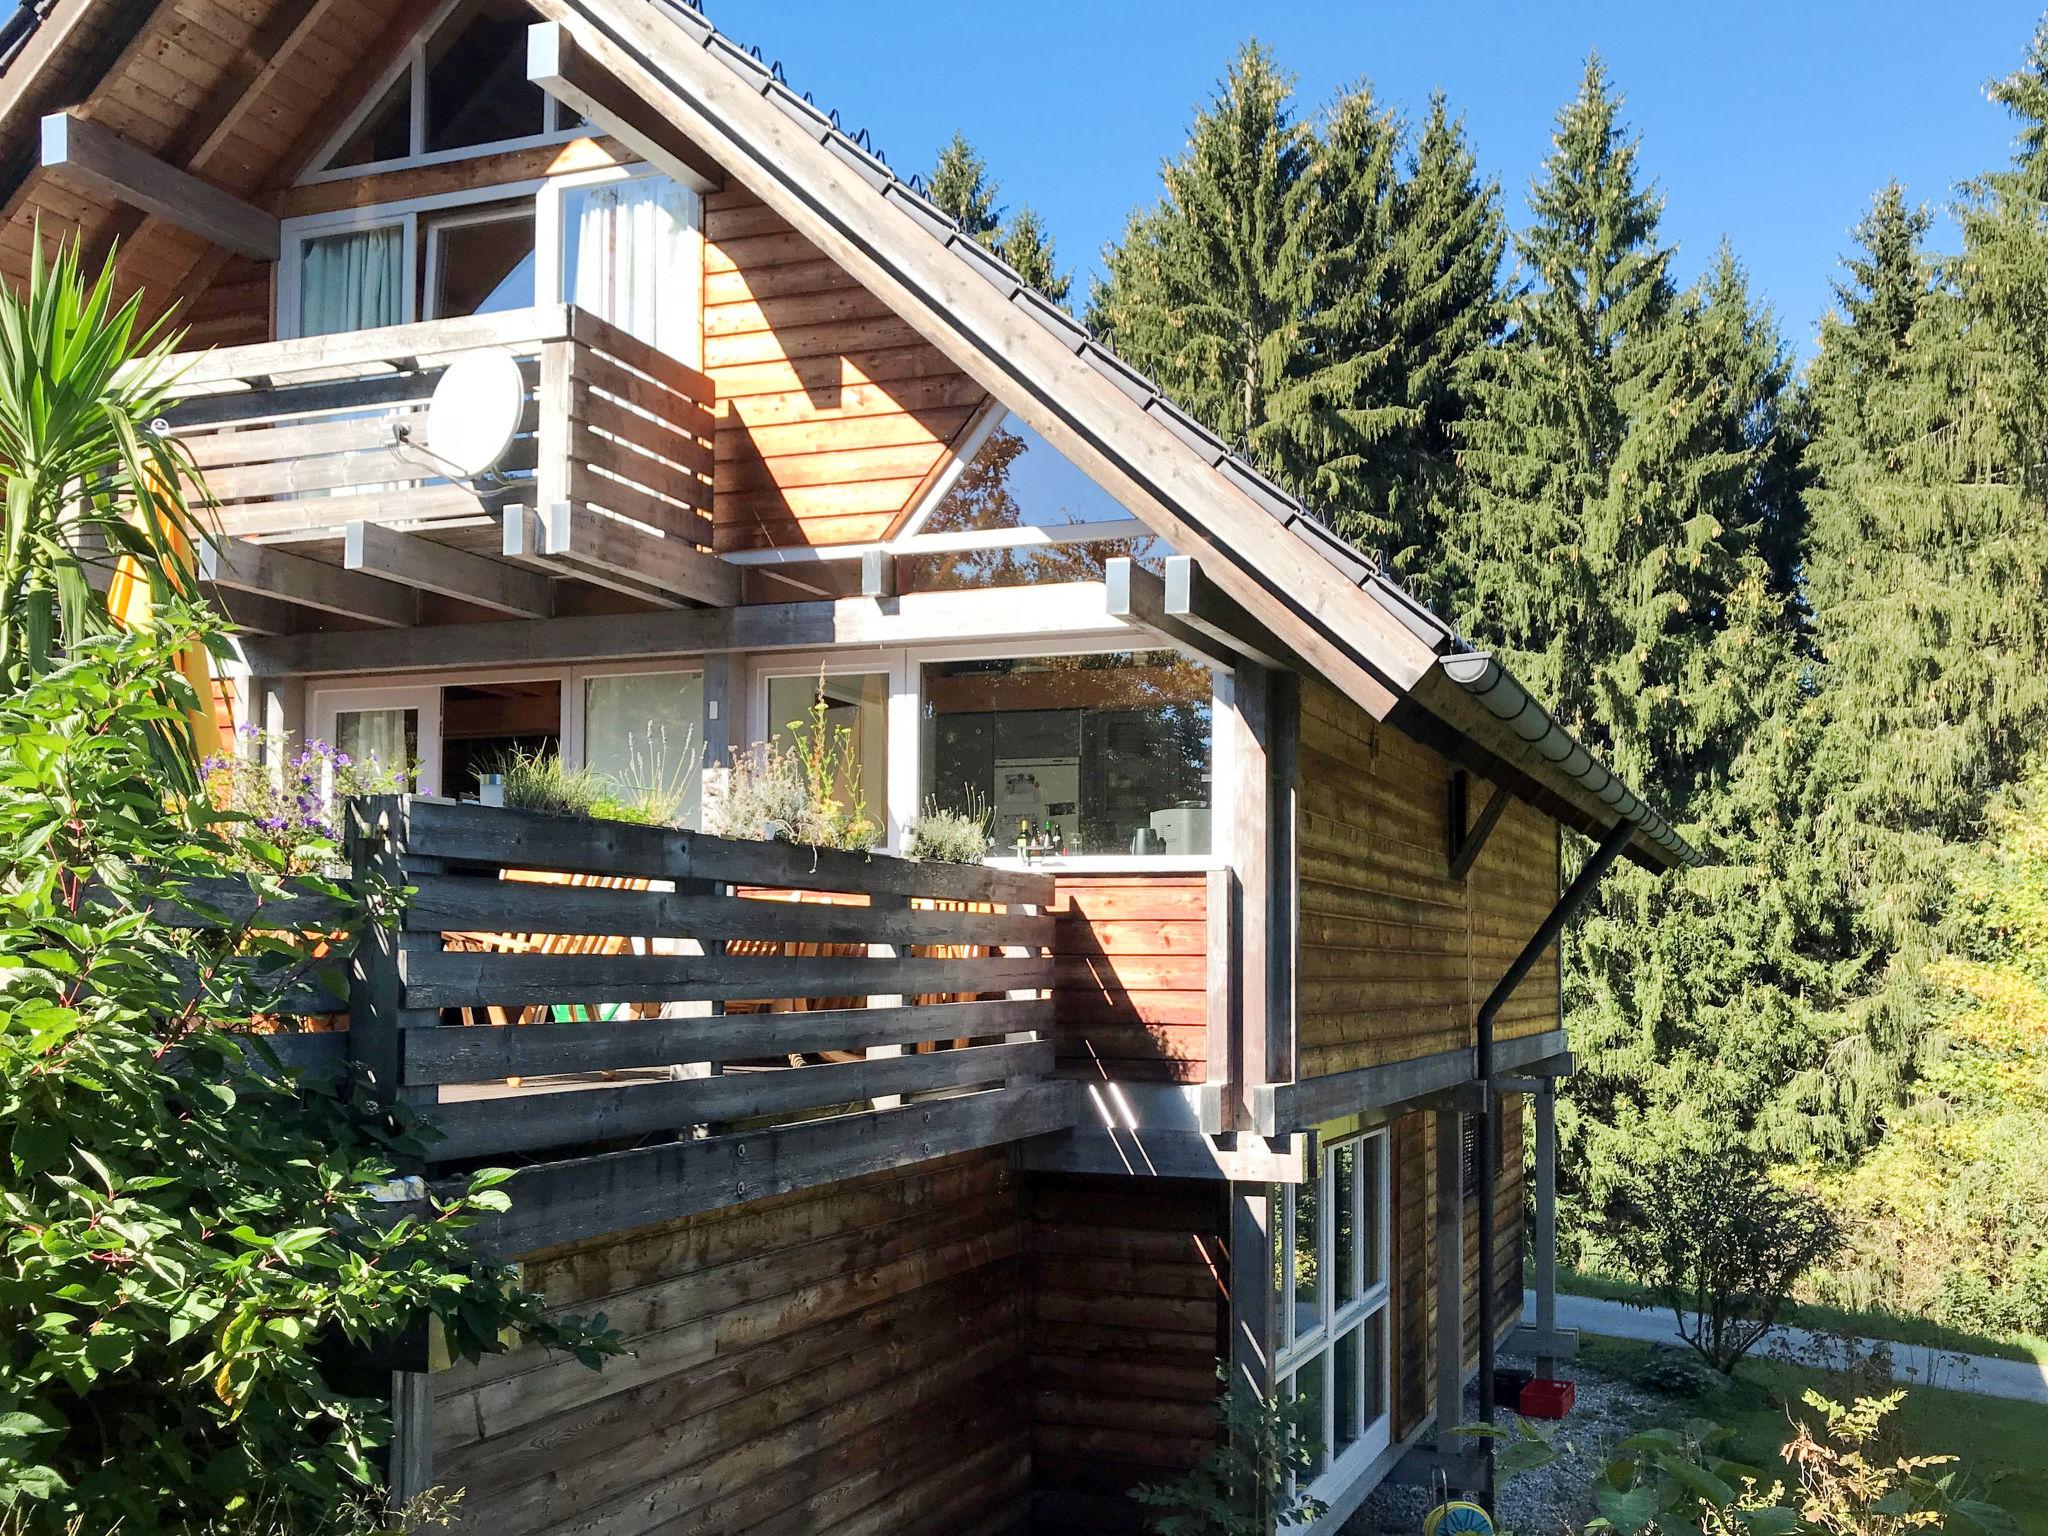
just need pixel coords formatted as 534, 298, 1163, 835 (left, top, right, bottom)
0, 234, 210, 717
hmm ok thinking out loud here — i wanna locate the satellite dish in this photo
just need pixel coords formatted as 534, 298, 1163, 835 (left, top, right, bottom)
425, 352, 525, 478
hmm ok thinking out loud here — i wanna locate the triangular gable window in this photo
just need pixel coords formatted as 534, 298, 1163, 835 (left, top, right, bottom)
895, 408, 1170, 590
312, 0, 572, 177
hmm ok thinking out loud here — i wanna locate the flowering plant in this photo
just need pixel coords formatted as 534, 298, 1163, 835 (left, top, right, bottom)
201, 727, 413, 872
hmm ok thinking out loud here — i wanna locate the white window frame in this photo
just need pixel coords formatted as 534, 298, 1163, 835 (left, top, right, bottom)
748, 650, 909, 851
535, 161, 707, 370
299, 0, 587, 186
277, 179, 546, 339
1277, 1128, 1394, 1509
309, 683, 446, 798
420, 201, 539, 322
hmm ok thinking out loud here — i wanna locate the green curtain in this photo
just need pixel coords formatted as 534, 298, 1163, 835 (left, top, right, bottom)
298, 225, 403, 337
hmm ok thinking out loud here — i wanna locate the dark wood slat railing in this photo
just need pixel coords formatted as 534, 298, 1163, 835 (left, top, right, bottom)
349, 796, 1065, 1176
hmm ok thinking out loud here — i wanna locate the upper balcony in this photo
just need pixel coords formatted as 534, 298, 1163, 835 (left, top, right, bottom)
165, 304, 739, 631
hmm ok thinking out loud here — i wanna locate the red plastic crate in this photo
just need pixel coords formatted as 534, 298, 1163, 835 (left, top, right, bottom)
1518, 1378, 1575, 1419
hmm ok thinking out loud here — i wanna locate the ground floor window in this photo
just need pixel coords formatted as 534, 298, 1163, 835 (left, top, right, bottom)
764, 669, 890, 834
920, 649, 1213, 856
1276, 1129, 1392, 1498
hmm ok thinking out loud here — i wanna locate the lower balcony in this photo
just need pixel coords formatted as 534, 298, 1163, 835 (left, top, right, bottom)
237, 796, 1069, 1252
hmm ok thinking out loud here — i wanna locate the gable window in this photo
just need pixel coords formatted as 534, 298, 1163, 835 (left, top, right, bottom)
1276, 1131, 1393, 1501
894, 409, 1170, 590
313, 0, 578, 178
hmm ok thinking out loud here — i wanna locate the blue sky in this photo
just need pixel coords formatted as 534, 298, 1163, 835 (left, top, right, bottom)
720, 0, 2045, 361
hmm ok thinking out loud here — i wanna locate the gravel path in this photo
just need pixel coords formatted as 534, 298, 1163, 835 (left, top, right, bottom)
1342, 1352, 1666, 1536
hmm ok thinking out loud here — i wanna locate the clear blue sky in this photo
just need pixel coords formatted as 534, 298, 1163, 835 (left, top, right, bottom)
720, 0, 2045, 361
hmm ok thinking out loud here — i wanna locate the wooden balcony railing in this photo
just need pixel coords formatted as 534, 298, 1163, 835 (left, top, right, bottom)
199, 798, 1069, 1250
162, 305, 737, 621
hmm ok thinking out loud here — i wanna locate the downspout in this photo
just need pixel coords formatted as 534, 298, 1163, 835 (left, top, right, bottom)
1473, 817, 1634, 1502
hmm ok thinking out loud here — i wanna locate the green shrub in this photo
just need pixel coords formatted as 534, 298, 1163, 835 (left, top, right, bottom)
1129, 1367, 1326, 1534
1601, 1141, 1843, 1375
0, 621, 613, 1529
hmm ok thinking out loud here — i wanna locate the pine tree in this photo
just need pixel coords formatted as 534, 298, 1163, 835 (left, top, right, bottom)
924, 132, 1072, 306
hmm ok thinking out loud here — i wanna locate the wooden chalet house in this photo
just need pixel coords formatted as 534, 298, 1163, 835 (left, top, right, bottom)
0, 0, 1698, 1530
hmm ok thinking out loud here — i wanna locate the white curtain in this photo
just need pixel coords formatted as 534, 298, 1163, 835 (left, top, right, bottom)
298, 226, 403, 337
566, 175, 700, 363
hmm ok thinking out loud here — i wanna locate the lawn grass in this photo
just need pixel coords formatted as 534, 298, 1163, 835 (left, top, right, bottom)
1575, 1335, 2048, 1536
1560, 1264, 2048, 1368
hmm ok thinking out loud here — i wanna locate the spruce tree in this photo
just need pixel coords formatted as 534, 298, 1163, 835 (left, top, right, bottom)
924, 131, 1072, 306
1805, 22, 2048, 944
1260, 81, 1410, 546
1384, 95, 1508, 601
1089, 41, 1312, 455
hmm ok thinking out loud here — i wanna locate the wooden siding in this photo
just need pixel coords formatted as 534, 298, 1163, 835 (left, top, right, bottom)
1027, 1175, 1227, 1535
1049, 873, 1210, 1085
704, 183, 990, 553
433, 1150, 1031, 1536
1296, 681, 1562, 1079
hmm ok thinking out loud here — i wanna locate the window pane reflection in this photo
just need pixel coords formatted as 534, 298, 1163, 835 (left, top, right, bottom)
1293, 1174, 1319, 1341
921, 651, 1212, 856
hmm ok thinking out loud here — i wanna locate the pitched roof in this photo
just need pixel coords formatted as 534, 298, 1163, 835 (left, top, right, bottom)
588, 0, 1699, 870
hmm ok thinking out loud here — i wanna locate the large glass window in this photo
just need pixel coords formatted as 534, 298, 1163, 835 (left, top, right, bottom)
766, 671, 888, 836
899, 411, 1170, 591
1276, 1131, 1392, 1499
921, 650, 1212, 857
585, 670, 703, 829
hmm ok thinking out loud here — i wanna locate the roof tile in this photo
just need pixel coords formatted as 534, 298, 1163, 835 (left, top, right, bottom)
1143, 397, 1231, 466
947, 233, 1023, 298
1080, 341, 1158, 406
763, 79, 835, 140
1014, 286, 1089, 352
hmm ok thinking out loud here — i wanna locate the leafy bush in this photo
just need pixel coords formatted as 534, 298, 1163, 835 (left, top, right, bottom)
1602, 1142, 1843, 1374
904, 792, 992, 863
704, 678, 879, 851
0, 622, 613, 1529
1129, 1367, 1326, 1535
1493, 1393, 2012, 1536
202, 729, 412, 873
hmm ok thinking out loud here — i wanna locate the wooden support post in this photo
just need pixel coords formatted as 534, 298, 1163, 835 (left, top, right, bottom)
1203, 865, 1237, 1133
699, 652, 733, 774
1229, 1182, 1277, 1401
1434, 1109, 1469, 1484
40, 111, 280, 260
1231, 664, 1279, 1123
1534, 1076, 1561, 1380
865, 892, 909, 1111
344, 797, 438, 1503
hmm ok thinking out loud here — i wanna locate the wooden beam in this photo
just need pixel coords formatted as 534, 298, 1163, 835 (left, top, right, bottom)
211, 586, 310, 637
525, 21, 725, 192
1250, 1028, 1570, 1136
200, 536, 416, 628
543, 502, 741, 608
344, 521, 555, 619
859, 548, 895, 599
1448, 779, 1513, 881
1106, 555, 1241, 672
1164, 555, 1296, 673
39, 111, 279, 261
444, 1080, 1073, 1254
240, 579, 1121, 676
